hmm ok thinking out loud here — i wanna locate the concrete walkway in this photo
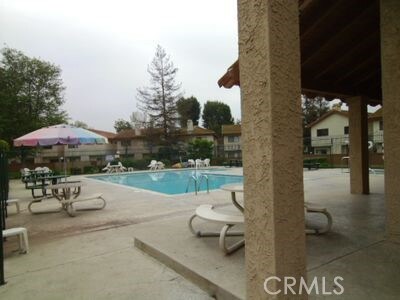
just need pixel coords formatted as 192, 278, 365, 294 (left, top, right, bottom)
2, 168, 399, 299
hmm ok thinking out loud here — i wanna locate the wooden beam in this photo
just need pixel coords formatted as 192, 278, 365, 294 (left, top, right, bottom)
299, 0, 314, 13
300, 0, 346, 40
301, 2, 377, 67
301, 78, 381, 103
333, 52, 380, 84
314, 29, 379, 80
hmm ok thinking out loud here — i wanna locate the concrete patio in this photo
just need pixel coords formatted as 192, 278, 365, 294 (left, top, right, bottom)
1, 169, 399, 299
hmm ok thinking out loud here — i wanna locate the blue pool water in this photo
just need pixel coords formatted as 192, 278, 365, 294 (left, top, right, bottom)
90, 169, 243, 195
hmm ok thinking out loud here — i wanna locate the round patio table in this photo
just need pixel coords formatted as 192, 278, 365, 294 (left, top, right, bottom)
221, 183, 244, 213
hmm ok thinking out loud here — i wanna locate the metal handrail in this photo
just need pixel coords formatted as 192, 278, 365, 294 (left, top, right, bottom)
185, 173, 209, 195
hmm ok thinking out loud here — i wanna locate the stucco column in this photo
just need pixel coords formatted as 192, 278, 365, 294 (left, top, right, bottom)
347, 96, 369, 194
381, 0, 400, 243
238, 1, 307, 299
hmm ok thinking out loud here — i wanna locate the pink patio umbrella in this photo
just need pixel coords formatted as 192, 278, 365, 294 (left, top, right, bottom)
13, 124, 107, 178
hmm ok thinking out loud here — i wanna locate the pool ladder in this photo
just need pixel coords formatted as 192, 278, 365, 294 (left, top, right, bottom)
186, 174, 209, 195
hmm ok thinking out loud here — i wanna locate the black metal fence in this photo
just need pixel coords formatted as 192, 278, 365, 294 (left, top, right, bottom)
0, 151, 8, 285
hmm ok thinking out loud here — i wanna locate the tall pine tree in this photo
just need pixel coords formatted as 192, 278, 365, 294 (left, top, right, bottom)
136, 45, 182, 143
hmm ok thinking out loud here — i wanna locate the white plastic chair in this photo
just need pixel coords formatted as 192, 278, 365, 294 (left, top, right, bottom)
203, 158, 210, 167
35, 167, 44, 174
3, 227, 29, 253
187, 159, 195, 168
156, 161, 165, 169
148, 160, 157, 170
195, 159, 204, 168
42, 166, 52, 174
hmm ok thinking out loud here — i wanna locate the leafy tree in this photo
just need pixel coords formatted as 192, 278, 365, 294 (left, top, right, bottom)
136, 45, 182, 142
114, 119, 132, 132
0, 47, 68, 144
187, 139, 214, 159
71, 120, 88, 128
302, 96, 330, 127
302, 95, 330, 151
176, 96, 201, 127
202, 101, 234, 135
0, 140, 10, 152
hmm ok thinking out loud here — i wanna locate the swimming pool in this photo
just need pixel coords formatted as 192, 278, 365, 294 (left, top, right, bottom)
90, 169, 243, 195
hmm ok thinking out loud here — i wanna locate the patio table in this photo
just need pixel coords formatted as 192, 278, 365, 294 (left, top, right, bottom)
49, 181, 83, 201
28, 181, 83, 215
25, 175, 70, 198
221, 183, 244, 213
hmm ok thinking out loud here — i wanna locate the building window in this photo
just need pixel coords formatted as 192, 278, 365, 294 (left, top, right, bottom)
228, 136, 240, 143
344, 126, 349, 135
68, 145, 78, 149
317, 128, 329, 137
379, 120, 383, 131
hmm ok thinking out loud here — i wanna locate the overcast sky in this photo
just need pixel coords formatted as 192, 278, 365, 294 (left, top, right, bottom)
1, 0, 241, 132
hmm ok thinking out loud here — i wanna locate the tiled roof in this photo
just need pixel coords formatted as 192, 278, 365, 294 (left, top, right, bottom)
221, 124, 241, 135
177, 126, 216, 136
88, 128, 116, 139
112, 126, 216, 140
368, 108, 382, 121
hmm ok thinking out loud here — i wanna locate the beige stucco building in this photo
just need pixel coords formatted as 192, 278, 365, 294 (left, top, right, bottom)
308, 110, 349, 155
221, 124, 242, 159
368, 108, 384, 153
112, 125, 217, 160
308, 108, 384, 155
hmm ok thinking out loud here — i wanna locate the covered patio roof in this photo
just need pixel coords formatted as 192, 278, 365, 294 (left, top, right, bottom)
218, 0, 381, 105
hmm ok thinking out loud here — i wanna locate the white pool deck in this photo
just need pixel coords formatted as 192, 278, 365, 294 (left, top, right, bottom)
2, 168, 399, 299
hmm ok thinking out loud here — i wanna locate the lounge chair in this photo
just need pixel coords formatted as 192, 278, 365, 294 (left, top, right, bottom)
102, 162, 111, 173
117, 161, 127, 172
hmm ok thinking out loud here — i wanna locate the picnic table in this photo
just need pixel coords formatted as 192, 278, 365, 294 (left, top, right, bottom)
28, 181, 106, 217
25, 175, 70, 198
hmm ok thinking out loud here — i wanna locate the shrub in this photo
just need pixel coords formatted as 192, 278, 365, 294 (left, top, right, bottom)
211, 157, 228, 166
0, 140, 10, 152
9, 171, 20, 180
187, 139, 214, 159
83, 166, 98, 174
160, 159, 171, 167
120, 158, 149, 170
70, 167, 82, 175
